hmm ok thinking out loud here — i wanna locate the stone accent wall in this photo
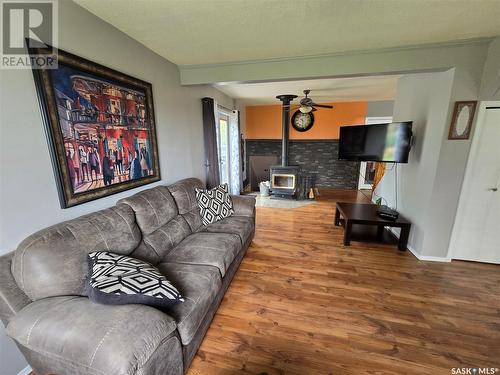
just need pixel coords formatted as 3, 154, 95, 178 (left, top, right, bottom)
245, 140, 360, 189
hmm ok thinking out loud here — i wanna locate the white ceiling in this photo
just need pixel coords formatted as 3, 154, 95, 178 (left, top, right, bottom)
215, 75, 400, 105
74, 0, 500, 66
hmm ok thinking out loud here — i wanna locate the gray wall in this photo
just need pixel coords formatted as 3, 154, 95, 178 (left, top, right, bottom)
366, 100, 394, 117
0, 1, 233, 373
375, 36, 500, 259
374, 72, 455, 256
480, 36, 500, 100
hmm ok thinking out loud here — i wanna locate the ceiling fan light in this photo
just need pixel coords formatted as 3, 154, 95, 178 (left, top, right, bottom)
299, 105, 313, 113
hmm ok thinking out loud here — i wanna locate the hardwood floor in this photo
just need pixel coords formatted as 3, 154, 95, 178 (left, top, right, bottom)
187, 189, 500, 375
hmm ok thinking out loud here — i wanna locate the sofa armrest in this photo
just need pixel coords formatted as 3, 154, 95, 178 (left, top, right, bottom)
231, 195, 256, 218
0, 251, 31, 325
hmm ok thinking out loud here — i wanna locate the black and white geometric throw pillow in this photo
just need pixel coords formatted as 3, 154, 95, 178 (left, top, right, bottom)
86, 251, 184, 308
195, 183, 234, 225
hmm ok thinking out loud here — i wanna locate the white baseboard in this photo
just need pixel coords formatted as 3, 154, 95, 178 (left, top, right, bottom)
18, 366, 32, 375
407, 246, 452, 262
386, 227, 451, 262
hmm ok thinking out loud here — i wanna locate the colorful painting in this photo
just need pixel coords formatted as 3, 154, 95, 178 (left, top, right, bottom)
29, 46, 160, 207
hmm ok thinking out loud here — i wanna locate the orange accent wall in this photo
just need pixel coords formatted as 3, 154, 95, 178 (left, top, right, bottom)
245, 101, 367, 140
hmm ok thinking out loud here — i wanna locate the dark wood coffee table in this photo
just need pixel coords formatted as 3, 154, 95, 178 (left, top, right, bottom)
334, 202, 411, 251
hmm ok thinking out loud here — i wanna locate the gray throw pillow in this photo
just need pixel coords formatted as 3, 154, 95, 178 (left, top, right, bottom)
195, 183, 234, 225
86, 251, 184, 308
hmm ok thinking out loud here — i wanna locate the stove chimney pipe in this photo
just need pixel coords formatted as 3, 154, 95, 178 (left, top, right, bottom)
276, 94, 298, 167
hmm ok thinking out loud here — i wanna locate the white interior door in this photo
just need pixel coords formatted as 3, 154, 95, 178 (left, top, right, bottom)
449, 103, 500, 264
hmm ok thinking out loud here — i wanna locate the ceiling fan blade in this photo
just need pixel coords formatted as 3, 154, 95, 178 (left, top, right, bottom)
313, 104, 334, 109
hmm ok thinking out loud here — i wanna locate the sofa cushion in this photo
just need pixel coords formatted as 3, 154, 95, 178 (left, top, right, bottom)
231, 195, 256, 217
11, 204, 141, 301
6, 296, 179, 375
201, 216, 255, 244
138, 216, 192, 263
167, 178, 204, 232
86, 252, 184, 308
0, 252, 31, 326
156, 263, 221, 345
162, 232, 240, 277
195, 183, 234, 225
119, 186, 178, 235
120, 186, 192, 264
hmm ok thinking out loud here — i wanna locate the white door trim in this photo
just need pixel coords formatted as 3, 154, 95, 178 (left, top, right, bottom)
447, 101, 500, 261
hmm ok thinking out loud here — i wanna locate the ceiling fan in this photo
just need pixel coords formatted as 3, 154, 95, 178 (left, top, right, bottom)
281, 89, 333, 132
295, 89, 334, 113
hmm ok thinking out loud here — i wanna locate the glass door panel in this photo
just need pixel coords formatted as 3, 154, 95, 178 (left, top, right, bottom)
217, 113, 230, 185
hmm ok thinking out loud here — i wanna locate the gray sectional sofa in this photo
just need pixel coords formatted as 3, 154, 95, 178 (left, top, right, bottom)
0, 178, 256, 375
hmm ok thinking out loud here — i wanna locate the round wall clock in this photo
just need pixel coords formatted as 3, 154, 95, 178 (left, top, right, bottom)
291, 110, 314, 132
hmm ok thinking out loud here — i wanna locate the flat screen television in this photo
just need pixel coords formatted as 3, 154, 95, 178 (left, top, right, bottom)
338, 121, 413, 163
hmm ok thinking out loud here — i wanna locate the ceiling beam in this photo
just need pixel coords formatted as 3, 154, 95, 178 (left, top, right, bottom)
179, 39, 492, 86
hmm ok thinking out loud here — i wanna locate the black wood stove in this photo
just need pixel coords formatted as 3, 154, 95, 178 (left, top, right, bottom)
270, 94, 299, 199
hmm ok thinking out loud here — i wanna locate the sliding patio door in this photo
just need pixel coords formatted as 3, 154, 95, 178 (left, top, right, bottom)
216, 108, 241, 194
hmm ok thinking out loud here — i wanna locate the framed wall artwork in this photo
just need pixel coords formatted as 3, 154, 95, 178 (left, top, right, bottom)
448, 101, 477, 140
29, 44, 161, 208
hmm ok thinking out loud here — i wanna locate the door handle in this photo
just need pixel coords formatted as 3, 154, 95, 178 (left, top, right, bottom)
487, 188, 498, 192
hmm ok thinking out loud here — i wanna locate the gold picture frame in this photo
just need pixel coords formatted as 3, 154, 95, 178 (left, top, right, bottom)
29, 44, 161, 208
448, 101, 477, 140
